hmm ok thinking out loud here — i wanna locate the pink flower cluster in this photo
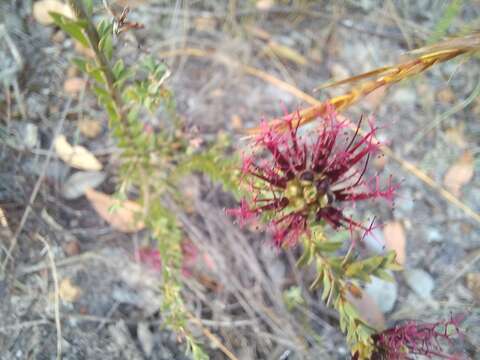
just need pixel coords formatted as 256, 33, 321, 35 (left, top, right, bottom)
135, 241, 199, 276
228, 107, 398, 247
369, 315, 465, 360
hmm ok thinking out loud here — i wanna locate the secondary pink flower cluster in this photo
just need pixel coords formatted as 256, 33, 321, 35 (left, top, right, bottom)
369, 315, 464, 359
135, 241, 198, 276
228, 107, 398, 247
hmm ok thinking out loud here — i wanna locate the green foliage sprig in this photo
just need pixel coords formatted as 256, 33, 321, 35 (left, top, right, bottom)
298, 227, 401, 358
51, 2, 237, 358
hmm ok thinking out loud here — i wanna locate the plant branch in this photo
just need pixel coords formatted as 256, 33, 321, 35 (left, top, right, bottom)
68, 0, 125, 122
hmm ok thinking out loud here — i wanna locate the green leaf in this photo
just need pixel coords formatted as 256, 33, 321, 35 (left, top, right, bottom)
374, 269, 395, 282
97, 19, 112, 38
105, 102, 120, 123
345, 262, 364, 277
356, 324, 374, 342
99, 33, 113, 61
309, 269, 324, 291
93, 85, 110, 99
388, 262, 403, 271
115, 68, 135, 88
49, 12, 90, 48
83, 0, 93, 16
283, 286, 304, 310
343, 302, 360, 321
86, 65, 106, 84
339, 311, 347, 333
72, 57, 88, 73
316, 240, 343, 253
112, 59, 125, 78
361, 255, 384, 272
297, 241, 314, 267
321, 271, 332, 301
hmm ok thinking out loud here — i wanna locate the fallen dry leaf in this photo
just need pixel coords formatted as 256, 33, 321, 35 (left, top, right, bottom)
383, 221, 406, 266
346, 289, 385, 330
231, 114, 243, 130
33, 0, 75, 25
443, 152, 474, 196
78, 118, 102, 139
54, 135, 102, 171
59, 277, 81, 303
63, 77, 86, 95
85, 188, 145, 233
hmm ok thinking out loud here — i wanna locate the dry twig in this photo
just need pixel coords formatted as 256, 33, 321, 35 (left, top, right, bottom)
36, 234, 62, 360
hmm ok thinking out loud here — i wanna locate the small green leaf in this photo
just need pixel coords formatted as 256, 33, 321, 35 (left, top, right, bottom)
49, 12, 90, 48
343, 302, 360, 321
83, 0, 93, 16
297, 242, 314, 267
309, 269, 324, 291
72, 57, 88, 73
339, 312, 347, 333
345, 261, 364, 277
374, 269, 395, 282
86, 65, 106, 84
93, 85, 110, 99
321, 272, 332, 301
99, 33, 113, 61
361, 255, 384, 272
112, 59, 124, 78
388, 262, 403, 271
316, 240, 343, 253
97, 19, 112, 38
356, 325, 374, 342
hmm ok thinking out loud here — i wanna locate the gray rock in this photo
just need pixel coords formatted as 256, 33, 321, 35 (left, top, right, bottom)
364, 274, 398, 313
404, 268, 435, 299
61, 171, 106, 199
392, 87, 416, 106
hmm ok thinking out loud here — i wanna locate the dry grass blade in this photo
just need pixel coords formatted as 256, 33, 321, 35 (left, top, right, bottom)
187, 310, 240, 360
249, 31, 480, 133
36, 234, 62, 360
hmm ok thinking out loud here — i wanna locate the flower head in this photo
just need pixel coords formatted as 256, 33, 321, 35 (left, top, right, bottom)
369, 315, 464, 360
229, 107, 398, 247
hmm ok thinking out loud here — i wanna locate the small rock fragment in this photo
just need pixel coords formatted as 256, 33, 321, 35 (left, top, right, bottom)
62, 240, 80, 257
62, 171, 106, 199
137, 322, 154, 357
78, 118, 102, 139
364, 274, 398, 313
404, 268, 435, 299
